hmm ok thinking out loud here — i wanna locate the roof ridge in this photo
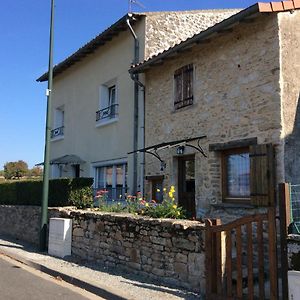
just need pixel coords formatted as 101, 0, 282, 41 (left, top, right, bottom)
137, 9, 241, 15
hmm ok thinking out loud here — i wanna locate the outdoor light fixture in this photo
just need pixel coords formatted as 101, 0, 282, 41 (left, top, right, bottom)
176, 146, 185, 155
160, 161, 166, 171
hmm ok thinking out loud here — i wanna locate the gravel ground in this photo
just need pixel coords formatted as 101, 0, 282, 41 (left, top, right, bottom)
0, 234, 202, 300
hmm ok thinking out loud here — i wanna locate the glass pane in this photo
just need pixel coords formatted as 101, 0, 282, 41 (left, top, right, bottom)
227, 152, 250, 197
154, 182, 163, 203
96, 167, 105, 188
109, 85, 116, 105
185, 159, 195, 193
116, 165, 123, 186
106, 166, 113, 186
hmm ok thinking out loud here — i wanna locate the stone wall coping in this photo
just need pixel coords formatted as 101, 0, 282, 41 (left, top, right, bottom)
49, 207, 205, 230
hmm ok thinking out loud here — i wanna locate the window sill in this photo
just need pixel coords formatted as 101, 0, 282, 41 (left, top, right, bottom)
171, 102, 197, 114
51, 135, 64, 142
96, 118, 118, 128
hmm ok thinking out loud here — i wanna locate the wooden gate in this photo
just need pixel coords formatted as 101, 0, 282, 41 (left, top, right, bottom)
205, 204, 288, 300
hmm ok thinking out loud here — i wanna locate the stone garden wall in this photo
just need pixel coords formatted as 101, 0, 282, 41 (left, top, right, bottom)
0, 205, 206, 292
0, 205, 41, 245
288, 235, 300, 271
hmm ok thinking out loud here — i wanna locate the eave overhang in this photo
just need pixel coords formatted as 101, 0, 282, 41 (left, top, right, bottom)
37, 13, 143, 82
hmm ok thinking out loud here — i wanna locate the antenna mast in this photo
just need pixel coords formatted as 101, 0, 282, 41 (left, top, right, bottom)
128, 0, 145, 13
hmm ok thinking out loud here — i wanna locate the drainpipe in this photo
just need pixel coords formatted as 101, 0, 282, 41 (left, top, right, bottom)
130, 72, 146, 196
126, 16, 139, 195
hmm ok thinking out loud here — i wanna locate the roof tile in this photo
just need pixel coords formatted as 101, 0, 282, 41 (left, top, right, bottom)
282, 1, 295, 9
271, 1, 285, 11
258, 2, 273, 12
293, 0, 300, 8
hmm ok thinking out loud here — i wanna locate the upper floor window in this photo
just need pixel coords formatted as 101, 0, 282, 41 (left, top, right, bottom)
96, 83, 119, 122
51, 106, 64, 139
174, 64, 193, 110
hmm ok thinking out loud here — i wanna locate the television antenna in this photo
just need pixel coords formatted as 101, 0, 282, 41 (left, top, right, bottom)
128, 0, 145, 13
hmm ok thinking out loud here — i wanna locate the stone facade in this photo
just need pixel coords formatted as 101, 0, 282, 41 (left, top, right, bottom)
0, 205, 206, 292
279, 11, 300, 185
144, 10, 239, 59
143, 14, 282, 218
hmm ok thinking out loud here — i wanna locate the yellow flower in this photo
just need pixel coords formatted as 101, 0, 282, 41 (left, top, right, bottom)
172, 197, 175, 201
170, 185, 175, 192
145, 203, 149, 207
163, 187, 167, 192
156, 188, 161, 192
168, 191, 173, 198
172, 204, 177, 209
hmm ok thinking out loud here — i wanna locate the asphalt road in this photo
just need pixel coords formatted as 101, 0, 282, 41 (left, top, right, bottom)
0, 255, 102, 300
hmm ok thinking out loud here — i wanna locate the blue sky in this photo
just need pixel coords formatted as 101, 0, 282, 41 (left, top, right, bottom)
0, 0, 256, 169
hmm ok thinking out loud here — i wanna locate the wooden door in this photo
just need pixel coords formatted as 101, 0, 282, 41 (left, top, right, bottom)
178, 155, 196, 219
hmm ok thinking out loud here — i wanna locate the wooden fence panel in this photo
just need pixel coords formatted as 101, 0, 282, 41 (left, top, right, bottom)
205, 210, 281, 299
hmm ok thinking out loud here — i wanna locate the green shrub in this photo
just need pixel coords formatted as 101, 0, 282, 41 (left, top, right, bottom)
0, 178, 93, 208
69, 178, 94, 209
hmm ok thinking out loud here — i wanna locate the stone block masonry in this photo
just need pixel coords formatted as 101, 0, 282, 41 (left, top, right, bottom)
0, 205, 206, 292
51, 208, 206, 292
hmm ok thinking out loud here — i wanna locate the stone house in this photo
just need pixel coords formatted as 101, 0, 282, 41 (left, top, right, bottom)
37, 10, 238, 198
129, 1, 300, 219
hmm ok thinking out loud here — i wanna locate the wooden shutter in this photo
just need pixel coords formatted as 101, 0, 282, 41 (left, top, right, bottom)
249, 144, 275, 206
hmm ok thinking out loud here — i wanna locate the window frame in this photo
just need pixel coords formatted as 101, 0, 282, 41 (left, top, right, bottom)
221, 147, 250, 204
51, 106, 65, 140
97, 81, 119, 124
173, 64, 194, 110
94, 163, 127, 201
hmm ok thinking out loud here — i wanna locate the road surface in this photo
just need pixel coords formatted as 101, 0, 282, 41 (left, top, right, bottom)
0, 255, 102, 300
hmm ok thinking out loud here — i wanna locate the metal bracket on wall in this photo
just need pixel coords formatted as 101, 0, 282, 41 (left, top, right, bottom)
128, 135, 207, 171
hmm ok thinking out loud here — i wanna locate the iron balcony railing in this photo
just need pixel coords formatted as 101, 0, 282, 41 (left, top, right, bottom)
51, 126, 64, 139
96, 104, 119, 122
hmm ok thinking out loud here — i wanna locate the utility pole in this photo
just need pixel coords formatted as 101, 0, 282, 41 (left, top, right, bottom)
40, 0, 55, 251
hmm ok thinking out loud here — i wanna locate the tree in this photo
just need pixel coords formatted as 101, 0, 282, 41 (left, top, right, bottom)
4, 160, 29, 179
29, 166, 43, 177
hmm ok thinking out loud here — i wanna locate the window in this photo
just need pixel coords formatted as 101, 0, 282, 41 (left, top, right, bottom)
97, 84, 118, 122
174, 64, 193, 110
51, 106, 64, 139
222, 148, 250, 202
72, 164, 80, 178
95, 164, 127, 200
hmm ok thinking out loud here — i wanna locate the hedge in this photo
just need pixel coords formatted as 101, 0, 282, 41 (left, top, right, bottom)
0, 178, 94, 208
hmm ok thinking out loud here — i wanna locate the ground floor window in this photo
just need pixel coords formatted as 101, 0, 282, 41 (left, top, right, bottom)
146, 176, 164, 203
222, 147, 250, 202
95, 163, 127, 201
51, 164, 63, 178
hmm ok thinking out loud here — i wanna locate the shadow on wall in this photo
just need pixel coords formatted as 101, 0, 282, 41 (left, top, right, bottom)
285, 92, 300, 185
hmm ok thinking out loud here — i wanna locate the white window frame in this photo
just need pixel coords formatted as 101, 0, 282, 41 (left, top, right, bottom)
51, 105, 65, 141
92, 159, 127, 201
96, 79, 119, 127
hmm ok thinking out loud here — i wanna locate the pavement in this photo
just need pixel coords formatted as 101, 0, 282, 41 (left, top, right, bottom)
0, 234, 201, 300
0, 255, 101, 300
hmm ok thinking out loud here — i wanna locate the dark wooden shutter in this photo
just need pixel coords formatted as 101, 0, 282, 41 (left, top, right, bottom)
249, 144, 275, 206
174, 73, 182, 105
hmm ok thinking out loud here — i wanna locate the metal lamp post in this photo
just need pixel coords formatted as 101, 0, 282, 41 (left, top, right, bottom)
40, 0, 55, 251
